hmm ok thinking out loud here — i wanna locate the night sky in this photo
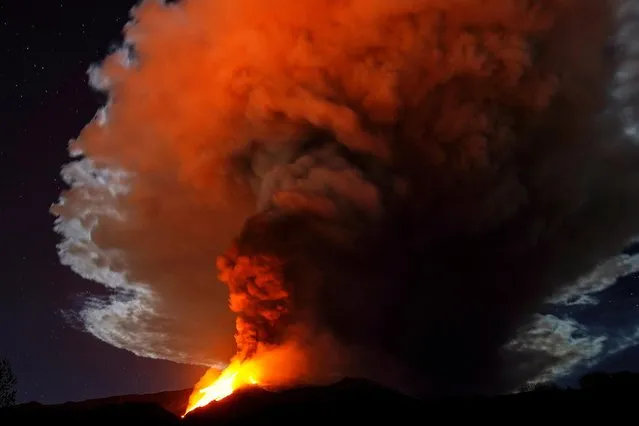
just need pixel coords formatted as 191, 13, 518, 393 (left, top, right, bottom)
0, 0, 638, 405
0, 0, 206, 404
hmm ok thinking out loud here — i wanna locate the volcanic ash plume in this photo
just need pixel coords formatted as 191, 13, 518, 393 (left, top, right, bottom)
52, 0, 639, 396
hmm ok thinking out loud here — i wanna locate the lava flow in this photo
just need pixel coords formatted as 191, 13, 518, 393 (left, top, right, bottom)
183, 360, 260, 416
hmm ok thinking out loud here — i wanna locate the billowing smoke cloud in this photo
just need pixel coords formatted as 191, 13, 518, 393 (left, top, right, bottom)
52, 0, 639, 396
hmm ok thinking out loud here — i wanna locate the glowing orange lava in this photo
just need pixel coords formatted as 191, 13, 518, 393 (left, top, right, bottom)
183, 360, 260, 416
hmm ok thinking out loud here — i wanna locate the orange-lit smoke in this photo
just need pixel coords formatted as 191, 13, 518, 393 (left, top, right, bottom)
52, 0, 639, 398
217, 244, 289, 361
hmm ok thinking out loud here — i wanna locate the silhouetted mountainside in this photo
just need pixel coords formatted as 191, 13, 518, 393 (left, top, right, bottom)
0, 388, 190, 421
184, 378, 418, 425
2, 372, 639, 425
57, 388, 191, 416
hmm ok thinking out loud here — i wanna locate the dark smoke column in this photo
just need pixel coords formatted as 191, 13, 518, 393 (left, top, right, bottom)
208, 1, 639, 396
218, 139, 402, 364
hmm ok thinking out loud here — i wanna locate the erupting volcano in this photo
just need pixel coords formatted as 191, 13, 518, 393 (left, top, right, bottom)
183, 360, 259, 415
183, 244, 340, 414
52, 0, 639, 407
182, 249, 286, 415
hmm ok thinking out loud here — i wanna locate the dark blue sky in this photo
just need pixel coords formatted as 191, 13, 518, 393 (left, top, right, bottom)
0, 0, 637, 404
550, 269, 639, 387
0, 0, 206, 403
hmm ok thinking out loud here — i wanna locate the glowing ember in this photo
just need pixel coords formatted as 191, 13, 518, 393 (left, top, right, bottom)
183, 360, 260, 416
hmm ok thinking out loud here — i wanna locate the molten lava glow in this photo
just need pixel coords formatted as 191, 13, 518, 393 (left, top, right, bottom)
183, 343, 311, 417
183, 360, 260, 416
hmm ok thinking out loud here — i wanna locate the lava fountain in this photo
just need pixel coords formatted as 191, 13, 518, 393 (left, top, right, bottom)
183, 340, 316, 416
183, 359, 261, 416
